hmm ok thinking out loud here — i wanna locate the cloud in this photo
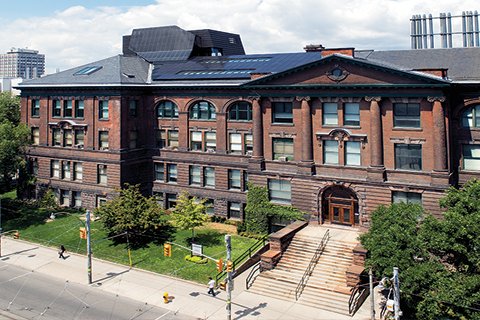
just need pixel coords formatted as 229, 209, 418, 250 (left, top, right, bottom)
0, 0, 478, 74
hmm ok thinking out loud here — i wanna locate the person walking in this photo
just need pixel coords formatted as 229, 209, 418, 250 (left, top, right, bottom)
58, 245, 66, 259
207, 277, 216, 297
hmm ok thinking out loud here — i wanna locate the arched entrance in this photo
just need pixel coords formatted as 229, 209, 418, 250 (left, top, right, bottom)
321, 185, 359, 226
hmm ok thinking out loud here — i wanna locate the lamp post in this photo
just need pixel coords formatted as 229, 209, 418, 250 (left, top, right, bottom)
50, 210, 92, 284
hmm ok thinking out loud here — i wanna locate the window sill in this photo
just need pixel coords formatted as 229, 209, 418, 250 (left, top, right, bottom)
392, 127, 422, 131
227, 120, 252, 123
31, 116, 40, 118
188, 119, 216, 121
157, 117, 179, 120
98, 119, 109, 121
271, 123, 294, 126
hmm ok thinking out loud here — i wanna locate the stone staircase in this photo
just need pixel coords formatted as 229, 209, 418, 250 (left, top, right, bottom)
248, 225, 359, 315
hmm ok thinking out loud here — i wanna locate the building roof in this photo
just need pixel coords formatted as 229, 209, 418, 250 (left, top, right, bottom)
20, 55, 150, 87
357, 47, 480, 82
17, 25, 480, 89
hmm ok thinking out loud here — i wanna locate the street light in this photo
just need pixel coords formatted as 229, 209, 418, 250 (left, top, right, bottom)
50, 210, 92, 284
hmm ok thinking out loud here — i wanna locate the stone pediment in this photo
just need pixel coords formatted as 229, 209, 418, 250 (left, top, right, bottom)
244, 54, 448, 88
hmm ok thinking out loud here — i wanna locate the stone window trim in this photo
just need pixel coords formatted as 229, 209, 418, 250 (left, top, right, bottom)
460, 143, 480, 172
48, 122, 87, 148
388, 97, 423, 104
269, 132, 296, 138
389, 137, 426, 144
388, 186, 425, 194
316, 128, 367, 149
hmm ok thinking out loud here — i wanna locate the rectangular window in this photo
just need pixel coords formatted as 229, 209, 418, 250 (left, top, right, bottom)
75, 100, 84, 118
99, 100, 109, 120
273, 138, 294, 160
268, 179, 291, 205
229, 133, 242, 154
73, 162, 82, 181
393, 103, 420, 128
244, 172, 249, 191
60, 190, 70, 207
62, 161, 71, 180
463, 144, 480, 170
51, 160, 60, 178
129, 130, 137, 149
31, 159, 38, 175
189, 165, 201, 185
392, 191, 422, 205
245, 134, 253, 154
129, 100, 138, 117
168, 130, 179, 148
167, 164, 177, 183
97, 165, 108, 185
31, 99, 40, 117
323, 140, 339, 164
74, 130, 84, 148
272, 102, 293, 123
228, 169, 241, 190
63, 100, 73, 118
204, 167, 215, 187
345, 141, 361, 166
63, 129, 73, 147
190, 131, 202, 151
205, 199, 214, 215
228, 202, 242, 219
154, 163, 165, 181
52, 100, 61, 117
156, 129, 166, 148
73, 191, 82, 207
153, 192, 164, 207
323, 103, 338, 125
205, 132, 216, 151
99, 131, 109, 150
31, 127, 39, 145
344, 103, 360, 126
166, 193, 177, 209
52, 128, 61, 146
395, 144, 422, 170
96, 196, 107, 208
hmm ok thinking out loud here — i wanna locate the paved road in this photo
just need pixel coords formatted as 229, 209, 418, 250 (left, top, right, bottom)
0, 263, 193, 320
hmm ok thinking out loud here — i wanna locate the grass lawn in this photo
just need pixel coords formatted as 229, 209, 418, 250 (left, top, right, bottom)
3, 210, 258, 284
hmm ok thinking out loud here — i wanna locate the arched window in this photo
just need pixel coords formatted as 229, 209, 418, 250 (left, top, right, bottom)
462, 105, 480, 127
228, 101, 252, 121
189, 101, 216, 120
156, 101, 178, 119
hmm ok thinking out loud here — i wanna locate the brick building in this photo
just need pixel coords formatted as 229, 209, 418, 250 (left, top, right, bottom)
19, 26, 480, 228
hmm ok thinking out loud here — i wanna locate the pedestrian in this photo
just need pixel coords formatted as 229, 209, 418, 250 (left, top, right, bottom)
207, 277, 216, 297
58, 245, 66, 259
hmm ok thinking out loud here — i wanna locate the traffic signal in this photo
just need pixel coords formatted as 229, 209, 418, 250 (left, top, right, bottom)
226, 260, 233, 272
216, 258, 223, 272
13, 231, 20, 239
163, 243, 172, 257
79, 227, 87, 239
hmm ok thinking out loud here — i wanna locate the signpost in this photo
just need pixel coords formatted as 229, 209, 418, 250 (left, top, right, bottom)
191, 243, 203, 256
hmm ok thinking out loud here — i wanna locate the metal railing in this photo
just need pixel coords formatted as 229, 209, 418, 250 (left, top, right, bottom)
215, 235, 268, 284
294, 229, 330, 301
245, 262, 262, 289
348, 283, 370, 316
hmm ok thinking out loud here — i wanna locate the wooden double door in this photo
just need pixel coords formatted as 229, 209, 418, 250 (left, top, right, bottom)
327, 196, 356, 226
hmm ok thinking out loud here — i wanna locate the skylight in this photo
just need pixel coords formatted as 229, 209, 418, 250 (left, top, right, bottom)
74, 66, 102, 75
202, 57, 271, 64
178, 69, 254, 75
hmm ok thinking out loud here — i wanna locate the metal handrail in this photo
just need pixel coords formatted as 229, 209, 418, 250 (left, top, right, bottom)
215, 235, 268, 284
348, 283, 369, 315
294, 229, 330, 300
245, 262, 262, 289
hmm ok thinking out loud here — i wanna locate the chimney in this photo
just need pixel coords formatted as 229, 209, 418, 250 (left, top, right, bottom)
304, 44, 355, 57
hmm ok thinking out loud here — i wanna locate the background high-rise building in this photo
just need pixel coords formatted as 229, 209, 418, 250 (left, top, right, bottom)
0, 48, 45, 79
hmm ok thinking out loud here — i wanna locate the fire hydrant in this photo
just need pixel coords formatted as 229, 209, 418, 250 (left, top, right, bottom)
163, 292, 169, 304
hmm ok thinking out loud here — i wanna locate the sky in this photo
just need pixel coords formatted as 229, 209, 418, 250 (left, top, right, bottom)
0, 0, 478, 74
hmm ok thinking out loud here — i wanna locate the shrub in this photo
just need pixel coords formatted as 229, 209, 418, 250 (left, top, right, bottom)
184, 255, 208, 264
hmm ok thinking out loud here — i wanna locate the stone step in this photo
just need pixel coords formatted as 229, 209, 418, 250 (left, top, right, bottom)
261, 270, 347, 289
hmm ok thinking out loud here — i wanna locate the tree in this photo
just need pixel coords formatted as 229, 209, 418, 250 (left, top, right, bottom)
169, 191, 209, 244
94, 184, 172, 248
360, 184, 480, 320
0, 92, 29, 193
244, 183, 305, 235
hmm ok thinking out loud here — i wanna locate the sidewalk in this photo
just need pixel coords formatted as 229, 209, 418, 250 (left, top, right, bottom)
0, 238, 372, 320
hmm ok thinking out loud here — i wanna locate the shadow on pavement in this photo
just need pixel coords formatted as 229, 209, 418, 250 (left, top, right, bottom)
0, 246, 39, 258
93, 269, 130, 284
234, 302, 268, 319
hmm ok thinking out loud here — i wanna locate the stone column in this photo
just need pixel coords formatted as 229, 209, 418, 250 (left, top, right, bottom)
297, 96, 313, 162
428, 96, 447, 171
252, 98, 264, 159
366, 96, 383, 167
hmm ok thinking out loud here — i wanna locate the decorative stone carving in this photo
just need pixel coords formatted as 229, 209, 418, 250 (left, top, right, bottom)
326, 64, 349, 82
295, 96, 311, 102
427, 96, 446, 103
364, 96, 381, 102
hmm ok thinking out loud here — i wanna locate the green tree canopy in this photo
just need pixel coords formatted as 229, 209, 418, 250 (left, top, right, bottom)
0, 92, 29, 193
244, 183, 305, 235
169, 191, 209, 244
94, 184, 172, 248
360, 182, 480, 320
